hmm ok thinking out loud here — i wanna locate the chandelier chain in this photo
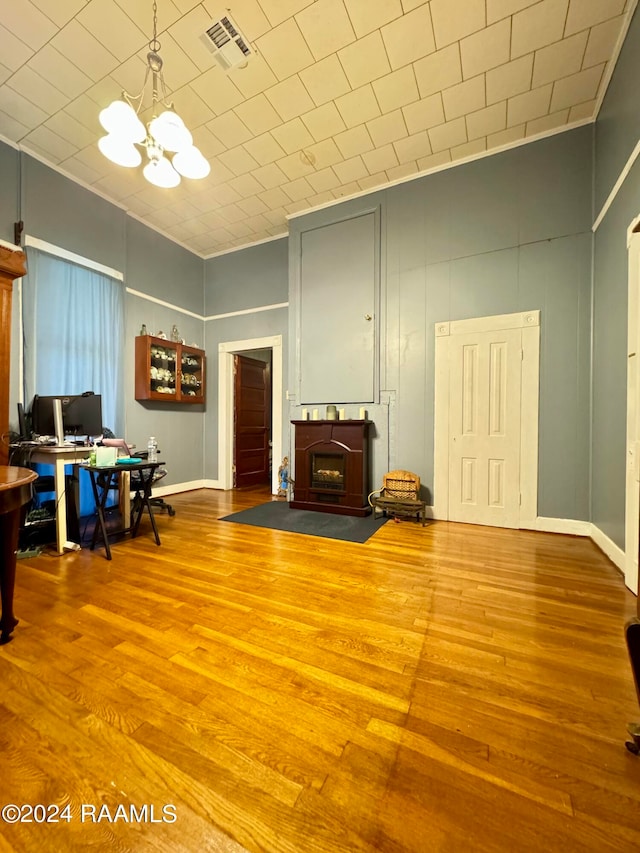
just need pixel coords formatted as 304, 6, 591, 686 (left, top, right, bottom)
149, 0, 161, 54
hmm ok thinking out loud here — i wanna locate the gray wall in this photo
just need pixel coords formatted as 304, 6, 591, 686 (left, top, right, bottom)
0, 142, 19, 243
203, 239, 289, 482
290, 128, 593, 519
592, 5, 640, 548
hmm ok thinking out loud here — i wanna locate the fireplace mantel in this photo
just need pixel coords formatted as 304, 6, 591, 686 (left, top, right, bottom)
290, 419, 372, 516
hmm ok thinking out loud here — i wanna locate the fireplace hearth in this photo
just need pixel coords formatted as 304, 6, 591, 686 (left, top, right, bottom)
290, 419, 372, 516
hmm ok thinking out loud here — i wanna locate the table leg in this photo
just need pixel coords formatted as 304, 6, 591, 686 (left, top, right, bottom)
53, 456, 81, 553
89, 471, 113, 561
0, 508, 21, 643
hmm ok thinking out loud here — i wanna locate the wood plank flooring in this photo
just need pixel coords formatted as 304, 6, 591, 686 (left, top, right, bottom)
1, 486, 639, 852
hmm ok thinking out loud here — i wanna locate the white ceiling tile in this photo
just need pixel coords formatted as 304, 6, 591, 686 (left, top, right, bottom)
235, 93, 282, 134
583, 16, 626, 67
307, 138, 344, 168
343, 0, 404, 39
207, 159, 235, 186
394, 130, 432, 164
0, 24, 34, 72
227, 56, 279, 98
486, 54, 534, 104
451, 137, 487, 160
51, 21, 120, 83
487, 0, 540, 24
207, 111, 252, 147
372, 66, 419, 114
257, 19, 314, 80
7, 66, 69, 114
332, 181, 362, 199
550, 64, 605, 112
338, 31, 392, 89
487, 123, 525, 147
301, 102, 347, 142
333, 155, 369, 183
229, 173, 265, 198
366, 110, 408, 148
381, 5, 436, 70
27, 44, 93, 100
217, 202, 248, 223
23, 125, 78, 162
358, 172, 386, 191
218, 145, 260, 176
259, 0, 315, 28
428, 116, 467, 152
271, 117, 315, 153
414, 44, 462, 99
277, 151, 316, 180
566, 0, 626, 36
145, 33, 202, 94
31, 0, 88, 28
307, 189, 338, 206
507, 83, 552, 126
191, 125, 226, 158
115, 0, 183, 35
243, 132, 287, 165
44, 111, 95, 149
306, 166, 341, 192
403, 94, 445, 134
511, 0, 570, 59
77, 0, 147, 63
335, 84, 381, 128
263, 206, 288, 225
2, 0, 58, 50
527, 108, 570, 135
224, 219, 254, 238
282, 176, 314, 201
386, 161, 419, 181
466, 101, 507, 140
430, 0, 485, 49
401, 0, 426, 13
190, 67, 244, 116
207, 181, 241, 204
265, 76, 315, 122
0, 64, 12, 87
334, 125, 374, 159
532, 32, 588, 88
0, 110, 30, 141
299, 54, 351, 106
296, 0, 356, 60
569, 99, 597, 121
61, 154, 103, 187
362, 143, 400, 173
460, 19, 511, 79
442, 75, 485, 121
258, 186, 291, 207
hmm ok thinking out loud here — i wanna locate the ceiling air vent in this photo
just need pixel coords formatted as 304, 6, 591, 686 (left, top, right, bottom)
200, 16, 252, 71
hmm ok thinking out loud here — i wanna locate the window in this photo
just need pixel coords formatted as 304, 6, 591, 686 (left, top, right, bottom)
21, 242, 125, 516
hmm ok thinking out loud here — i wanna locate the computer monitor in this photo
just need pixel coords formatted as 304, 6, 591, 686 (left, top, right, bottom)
31, 393, 103, 440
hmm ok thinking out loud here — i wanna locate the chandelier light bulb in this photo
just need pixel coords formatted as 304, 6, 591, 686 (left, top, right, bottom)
99, 100, 146, 143
173, 146, 210, 179
149, 110, 192, 152
143, 155, 181, 188
98, 134, 142, 167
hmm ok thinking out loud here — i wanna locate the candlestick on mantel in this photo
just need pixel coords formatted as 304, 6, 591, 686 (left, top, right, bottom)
359, 407, 367, 419
338, 408, 345, 420
301, 408, 308, 420
312, 408, 319, 420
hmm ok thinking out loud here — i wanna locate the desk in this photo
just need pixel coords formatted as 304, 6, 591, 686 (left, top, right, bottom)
28, 445, 90, 554
0, 466, 38, 643
84, 461, 161, 560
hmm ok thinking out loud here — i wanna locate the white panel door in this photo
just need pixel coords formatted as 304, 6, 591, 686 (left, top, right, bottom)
449, 327, 522, 527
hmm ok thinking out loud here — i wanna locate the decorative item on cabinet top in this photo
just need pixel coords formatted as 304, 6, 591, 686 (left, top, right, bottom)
134, 334, 206, 404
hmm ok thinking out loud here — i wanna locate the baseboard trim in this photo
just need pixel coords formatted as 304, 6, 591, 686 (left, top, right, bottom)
152, 480, 207, 496
589, 523, 625, 573
528, 517, 592, 536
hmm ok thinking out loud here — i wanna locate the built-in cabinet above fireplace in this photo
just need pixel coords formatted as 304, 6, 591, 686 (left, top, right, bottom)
290, 420, 372, 516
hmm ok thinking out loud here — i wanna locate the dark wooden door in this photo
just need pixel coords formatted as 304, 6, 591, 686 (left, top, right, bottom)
234, 354, 271, 488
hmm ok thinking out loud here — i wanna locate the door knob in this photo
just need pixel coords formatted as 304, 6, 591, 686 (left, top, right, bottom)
364, 314, 372, 321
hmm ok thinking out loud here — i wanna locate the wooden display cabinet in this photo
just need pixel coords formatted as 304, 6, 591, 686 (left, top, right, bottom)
135, 335, 206, 404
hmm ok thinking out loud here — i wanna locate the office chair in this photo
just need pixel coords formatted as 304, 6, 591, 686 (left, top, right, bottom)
133, 450, 176, 517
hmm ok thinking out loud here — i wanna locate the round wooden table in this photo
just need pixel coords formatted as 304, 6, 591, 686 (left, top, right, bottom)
0, 466, 37, 644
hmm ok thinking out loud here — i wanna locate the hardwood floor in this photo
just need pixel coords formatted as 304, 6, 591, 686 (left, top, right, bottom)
1, 486, 639, 852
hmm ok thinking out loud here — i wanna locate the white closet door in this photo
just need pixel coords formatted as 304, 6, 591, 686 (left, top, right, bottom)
448, 327, 522, 528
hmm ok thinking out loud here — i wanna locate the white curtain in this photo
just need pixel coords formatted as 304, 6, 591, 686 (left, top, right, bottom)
22, 246, 125, 435
21, 246, 125, 517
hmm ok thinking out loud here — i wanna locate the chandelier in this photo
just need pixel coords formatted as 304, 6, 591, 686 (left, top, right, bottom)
98, 0, 209, 188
